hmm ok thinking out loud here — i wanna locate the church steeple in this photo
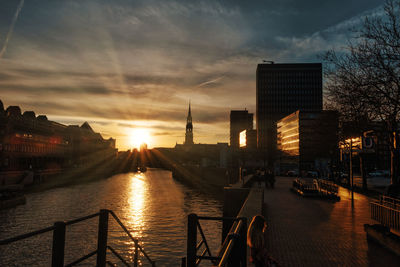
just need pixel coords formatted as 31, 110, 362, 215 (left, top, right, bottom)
185, 101, 194, 145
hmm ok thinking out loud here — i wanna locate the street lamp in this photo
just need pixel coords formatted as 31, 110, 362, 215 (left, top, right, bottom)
340, 137, 362, 199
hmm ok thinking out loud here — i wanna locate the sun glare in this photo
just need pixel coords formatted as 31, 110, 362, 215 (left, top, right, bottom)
129, 128, 151, 149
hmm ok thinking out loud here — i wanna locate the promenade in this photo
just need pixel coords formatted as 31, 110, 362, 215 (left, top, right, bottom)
262, 177, 400, 267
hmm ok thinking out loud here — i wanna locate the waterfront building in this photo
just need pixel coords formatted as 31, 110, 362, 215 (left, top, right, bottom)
184, 102, 194, 145
0, 100, 117, 180
256, 63, 323, 162
230, 110, 253, 149
277, 110, 338, 175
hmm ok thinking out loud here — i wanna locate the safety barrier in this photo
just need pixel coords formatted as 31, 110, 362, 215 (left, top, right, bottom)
370, 196, 400, 232
182, 214, 247, 267
0, 209, 156, 267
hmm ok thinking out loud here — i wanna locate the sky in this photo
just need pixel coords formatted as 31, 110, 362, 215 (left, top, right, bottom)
0, 0, 385, 150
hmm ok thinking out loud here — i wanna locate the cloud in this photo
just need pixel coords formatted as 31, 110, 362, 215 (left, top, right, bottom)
0, 0, 385, 148
272, 5, 385, 60
0, 0, 24, 58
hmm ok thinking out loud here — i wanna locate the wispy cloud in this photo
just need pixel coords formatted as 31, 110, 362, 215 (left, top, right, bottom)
0, 0, 24, 58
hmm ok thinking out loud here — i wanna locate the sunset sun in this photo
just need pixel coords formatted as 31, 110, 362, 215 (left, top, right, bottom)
129, 128, 151, 149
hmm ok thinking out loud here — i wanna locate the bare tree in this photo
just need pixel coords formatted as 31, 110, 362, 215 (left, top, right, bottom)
324, 0, 400, 185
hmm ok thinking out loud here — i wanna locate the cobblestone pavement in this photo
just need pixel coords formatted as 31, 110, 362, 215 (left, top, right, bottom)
262, 177, 400, 267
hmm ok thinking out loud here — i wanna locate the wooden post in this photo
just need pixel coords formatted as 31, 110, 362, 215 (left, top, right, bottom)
96, 209, 109, 267
51, 221, 66, 267
187, 214, 197, 267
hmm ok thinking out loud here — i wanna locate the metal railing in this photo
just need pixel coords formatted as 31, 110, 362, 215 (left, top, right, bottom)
370, 196, 400, 232
183, 214, 247, 267
0, 209, 156, 267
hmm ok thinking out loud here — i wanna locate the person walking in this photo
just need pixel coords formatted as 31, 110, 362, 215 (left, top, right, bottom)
247, 215, 279, 267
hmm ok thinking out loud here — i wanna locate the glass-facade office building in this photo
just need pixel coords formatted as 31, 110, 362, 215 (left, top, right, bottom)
256, 63, 323, 163
277, 110, 338, 174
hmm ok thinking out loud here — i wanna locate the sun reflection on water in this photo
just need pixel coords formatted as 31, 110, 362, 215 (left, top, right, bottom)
125, 172, 147, 247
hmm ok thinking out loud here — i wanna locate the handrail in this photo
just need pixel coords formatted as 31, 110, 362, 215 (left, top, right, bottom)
0, 225, 55, 245
186, 214, 246, 267
218, 219, 245, 267
65, 212, 100, 226
108, 210, 156, 266
0, 209, 156, 267
107, 246, 131, 267
65, 250, 97, 267
370, 199, 400, 231
109, 210, 138, 242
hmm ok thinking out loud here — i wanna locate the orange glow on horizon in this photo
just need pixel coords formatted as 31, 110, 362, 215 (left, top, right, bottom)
129, 128, 152, 149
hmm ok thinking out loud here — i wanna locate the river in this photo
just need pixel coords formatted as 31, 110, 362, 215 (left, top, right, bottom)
0, 169, 223, 266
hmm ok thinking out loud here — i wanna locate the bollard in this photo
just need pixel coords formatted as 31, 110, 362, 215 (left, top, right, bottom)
187, 214, 197, 267
51, 221, 66, 267
96, 209, 109, 267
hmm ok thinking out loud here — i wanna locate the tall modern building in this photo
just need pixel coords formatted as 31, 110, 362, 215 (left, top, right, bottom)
256, 63, 322, 162
230, 110, 253, 149
184, 102, 194, 145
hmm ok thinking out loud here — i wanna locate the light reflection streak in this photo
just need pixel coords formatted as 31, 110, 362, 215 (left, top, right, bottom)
125, 172, 147, 261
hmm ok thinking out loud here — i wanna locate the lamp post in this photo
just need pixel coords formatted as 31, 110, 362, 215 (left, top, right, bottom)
350, 138, 353, 200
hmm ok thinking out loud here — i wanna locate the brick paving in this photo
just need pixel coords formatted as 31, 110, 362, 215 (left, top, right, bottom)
261, 177, 400, 267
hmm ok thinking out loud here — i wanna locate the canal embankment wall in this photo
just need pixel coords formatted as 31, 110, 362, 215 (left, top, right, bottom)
150, 149, 231, 196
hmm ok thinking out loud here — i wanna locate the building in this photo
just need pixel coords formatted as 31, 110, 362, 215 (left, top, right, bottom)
239, 129, 257, 150
277, 110, 338, 175
256, 63, 323, 162
0, 100, 117, 174
185, 102, 194, 145
340, 121, 392, 174
230, 110, 253, 149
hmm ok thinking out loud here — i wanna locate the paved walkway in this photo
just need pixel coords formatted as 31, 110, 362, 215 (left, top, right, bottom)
262, 177, 400, 267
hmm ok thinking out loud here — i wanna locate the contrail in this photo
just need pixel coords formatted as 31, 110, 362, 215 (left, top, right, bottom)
0, 0, 25, 58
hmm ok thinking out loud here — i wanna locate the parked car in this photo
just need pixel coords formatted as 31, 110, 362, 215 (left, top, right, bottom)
368, 170, 390, 177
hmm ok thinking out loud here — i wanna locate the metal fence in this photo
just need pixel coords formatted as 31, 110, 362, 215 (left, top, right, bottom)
183, 214, 247, 267
370, 196, 400, 232
0, 209, 155, 267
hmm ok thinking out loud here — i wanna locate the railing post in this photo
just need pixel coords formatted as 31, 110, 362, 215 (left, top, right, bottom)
97, 209, 109, 267
51, 221, 66, 267
134, 239, 139, 267
187, 213, 197, 267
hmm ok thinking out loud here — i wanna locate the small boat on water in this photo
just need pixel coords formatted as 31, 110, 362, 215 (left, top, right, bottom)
0, 185, 26, 210
138, 166, 147, 173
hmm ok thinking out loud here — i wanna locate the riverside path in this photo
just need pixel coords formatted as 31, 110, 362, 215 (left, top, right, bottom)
261, 176, 400, 267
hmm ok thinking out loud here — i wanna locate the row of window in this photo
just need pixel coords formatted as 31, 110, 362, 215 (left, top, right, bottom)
14, 133, 68, 145
1, 143, 66, 154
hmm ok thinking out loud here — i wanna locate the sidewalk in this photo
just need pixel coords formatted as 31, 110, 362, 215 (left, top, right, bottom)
262, 176, 400, 267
